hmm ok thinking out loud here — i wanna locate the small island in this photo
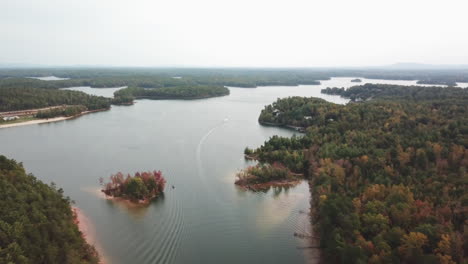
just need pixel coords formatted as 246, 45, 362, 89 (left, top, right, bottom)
235, 162, 301, 191
101, 171, 166, 204
350, 78, 362, 82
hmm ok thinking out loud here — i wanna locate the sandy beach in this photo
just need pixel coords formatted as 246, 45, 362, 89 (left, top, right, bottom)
0, 108, 109, 129
73, 206, 108, 264
0, 116, 72, 129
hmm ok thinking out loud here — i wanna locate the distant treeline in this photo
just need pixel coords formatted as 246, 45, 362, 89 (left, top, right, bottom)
1, 68, 468, 86
0, 72, 324, 89
0, 155, 99, 263
113, 85, 229, 101
321, 83, 468, 101
249, 86, 468, 263
1, 68, 468, 112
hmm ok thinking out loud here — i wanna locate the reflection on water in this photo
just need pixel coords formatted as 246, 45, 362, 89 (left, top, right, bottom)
61, 86, 126, 98
255, 186, 306, 233
104, 194, 166, 219
29, 76, 70, 81
82, 186, 166, 219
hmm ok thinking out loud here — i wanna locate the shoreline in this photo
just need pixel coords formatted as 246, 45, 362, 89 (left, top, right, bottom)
101, 189, 158, 207
73, 206, 108, 264
134, 92, 229, 101
0, 108, 109, 129
235, 179, 302, 191
258, 120, 306, 133
307, 180, 322, 263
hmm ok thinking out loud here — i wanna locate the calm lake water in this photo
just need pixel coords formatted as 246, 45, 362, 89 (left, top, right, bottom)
61, 86, 126, 98
0, 77, 459, 264
29, 76, 70, 81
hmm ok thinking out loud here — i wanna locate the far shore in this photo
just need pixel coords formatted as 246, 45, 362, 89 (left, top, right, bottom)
0, 108, 109, 129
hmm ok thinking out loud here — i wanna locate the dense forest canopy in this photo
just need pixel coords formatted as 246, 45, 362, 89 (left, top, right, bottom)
0, 70, 326, 89
113, 85, 229, 101
250, 86, 468, 263
1, 68, 468, 112
0, 87, 111, 112
1, 67, 468, 86
0, 155, 98, 264
321, 83, 468, 102
35, 105, 88, 119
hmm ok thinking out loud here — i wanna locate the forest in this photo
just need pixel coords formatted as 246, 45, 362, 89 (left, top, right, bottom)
35, 105, 88, 119
321, 83, 468, 102
1, 68, 468, 113
1, 67, 468, 86
0, 155, 99, 263
249, 86, 468, 263
0, 87, 111, 112
0, 77, 229, 112
101, 171, 166, 202
0, 69, 327, 88
113, 85, 229, 101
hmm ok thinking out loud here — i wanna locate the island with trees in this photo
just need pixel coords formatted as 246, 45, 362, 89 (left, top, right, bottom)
101, 171, 166, 204
350, 78, 362, 82
0, 155, 99, 263
244, 85, 468, 263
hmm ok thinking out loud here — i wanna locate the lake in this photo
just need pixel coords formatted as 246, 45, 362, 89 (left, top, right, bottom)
61, 86, 127, 98
0, 77, 457, 263
28, 76, 70, 81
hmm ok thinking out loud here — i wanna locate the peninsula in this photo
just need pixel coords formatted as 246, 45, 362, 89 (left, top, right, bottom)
0, 155, 99, 263
244, 85, 468, 263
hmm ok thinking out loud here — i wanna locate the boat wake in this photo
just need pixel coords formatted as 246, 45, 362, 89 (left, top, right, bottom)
195, 118, 229, 205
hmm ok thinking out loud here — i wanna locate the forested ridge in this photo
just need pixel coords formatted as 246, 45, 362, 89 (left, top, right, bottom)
250, 86, 468, 263
0, 87, 111, 112
0, 155, 98, 264
2, 68, 468, 86
0, 71, 323, 90
113, 85, 229, 102
0, 69, 327, 88
321, 83, 468, 102
1, 68, 468, 112
0, 80, 228, 112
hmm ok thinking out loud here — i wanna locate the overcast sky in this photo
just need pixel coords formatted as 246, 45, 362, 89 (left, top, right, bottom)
1, 0, 467, 67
